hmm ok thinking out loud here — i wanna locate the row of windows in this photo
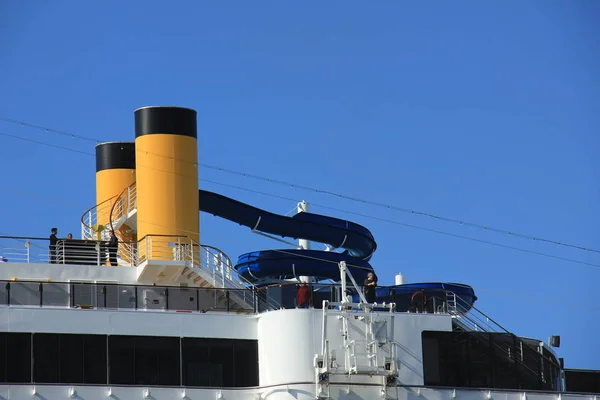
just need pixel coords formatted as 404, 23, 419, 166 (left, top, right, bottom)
0, 333, 258, 387
422, 331, 561, 391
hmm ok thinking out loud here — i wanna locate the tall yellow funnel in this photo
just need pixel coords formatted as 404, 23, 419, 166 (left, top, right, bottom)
95, 142, 136, 236
134, 106, 199, 256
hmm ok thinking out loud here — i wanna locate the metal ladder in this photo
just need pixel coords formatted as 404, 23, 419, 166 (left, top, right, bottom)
347, 312, 379, 374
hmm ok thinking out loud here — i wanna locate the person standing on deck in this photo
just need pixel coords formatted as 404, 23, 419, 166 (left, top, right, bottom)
49, 228, 58, 263
364, 272, 378, 303
296, 280, 312, 308
108, 230, 119, 266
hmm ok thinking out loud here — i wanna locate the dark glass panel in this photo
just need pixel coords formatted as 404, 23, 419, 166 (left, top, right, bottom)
33, 333, 60, 383
6, 333, 32, 383
233, 340, 259, 387
108, 335, 135, 384
83, 334, 107, 384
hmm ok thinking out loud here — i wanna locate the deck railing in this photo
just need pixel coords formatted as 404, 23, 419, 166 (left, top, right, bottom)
0, 235, 282, 311
0, 279, 267, 314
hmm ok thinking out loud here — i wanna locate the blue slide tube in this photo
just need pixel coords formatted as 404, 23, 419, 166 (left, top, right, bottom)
198, 190, 375, 282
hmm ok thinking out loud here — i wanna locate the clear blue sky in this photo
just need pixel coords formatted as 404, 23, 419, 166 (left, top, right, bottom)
1, 1, 599, 369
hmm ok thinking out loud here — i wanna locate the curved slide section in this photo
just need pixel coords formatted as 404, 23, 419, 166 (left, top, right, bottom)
351, 282, 478, 311
235, 249, 374, 283
198, 190, 376, 283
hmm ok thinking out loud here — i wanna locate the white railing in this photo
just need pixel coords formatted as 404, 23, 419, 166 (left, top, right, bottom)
56, 240, 138, 267
80, 196, 117, 240
109, 183, 137, 231
446, 291, 510, 333
0, 236, 46, 264
0, 236, 137, 267
80, 183, 137, 241
137, 235, 281, 310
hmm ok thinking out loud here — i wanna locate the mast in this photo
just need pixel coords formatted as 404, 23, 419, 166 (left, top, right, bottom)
297, 200, 311, 250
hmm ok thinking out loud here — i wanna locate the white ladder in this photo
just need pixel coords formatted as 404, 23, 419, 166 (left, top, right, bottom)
347, 312, 379, 374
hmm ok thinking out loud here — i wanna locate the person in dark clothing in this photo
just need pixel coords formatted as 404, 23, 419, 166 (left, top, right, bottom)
296, 281, 312, 308
49, 228, 58, 264
107, 230, 119, 266
364, 272, 378, 303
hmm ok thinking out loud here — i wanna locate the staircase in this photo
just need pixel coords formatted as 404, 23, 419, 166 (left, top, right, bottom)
446, 291, 557, 387
80, 183, 280, 312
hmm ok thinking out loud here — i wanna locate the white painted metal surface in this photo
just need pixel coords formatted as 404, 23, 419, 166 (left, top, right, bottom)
0, 306, 258, 339
256, 307, 453, 389
0, 262, 138, 284
395, 273, 404, 285
0, 383, 592, 400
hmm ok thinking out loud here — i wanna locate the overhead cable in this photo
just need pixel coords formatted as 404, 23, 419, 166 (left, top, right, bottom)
2, 119, 599, 254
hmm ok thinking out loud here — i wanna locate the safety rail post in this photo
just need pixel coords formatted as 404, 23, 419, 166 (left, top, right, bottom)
219, 251, 225, 288
127, 185, 132, 214
25, 240, 30, 263
39, 282, 43, 307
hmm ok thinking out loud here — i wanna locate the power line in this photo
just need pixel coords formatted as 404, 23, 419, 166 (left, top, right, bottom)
0, 131, 93, 156
2, 119, 599, 254
3, 127, 600, 268
199, 163, 600, 254
200, 179, 600, 269
0, 117, 100, 143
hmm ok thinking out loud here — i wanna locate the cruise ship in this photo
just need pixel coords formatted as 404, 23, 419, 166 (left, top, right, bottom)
0, 106, 597, 400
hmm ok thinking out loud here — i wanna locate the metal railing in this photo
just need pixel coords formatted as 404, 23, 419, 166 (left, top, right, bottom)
55, 240, 138, 267
109, 182, 137, 232
446, 291, 513, 333
137, 235, 281, 310
446, 291, 562, 389
80, 183, 137, 241
0, 279, 266, 314
80, 196, 118, 241
0, 236, 137, 267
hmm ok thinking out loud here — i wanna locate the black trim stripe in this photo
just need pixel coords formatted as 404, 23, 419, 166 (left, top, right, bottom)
134, 106, 197, 139
95, 142, 135, 172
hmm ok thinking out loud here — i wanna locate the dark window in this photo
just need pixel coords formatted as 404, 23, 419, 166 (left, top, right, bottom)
182, 338, 210, 386
108, 336, 134, 384
422, 331, 561, 391
108, 335, 179, 386
33, 333, 107, 384
82, 334, 107, 384
33, 333, 60, 383
182, 338, 258, 387
233, 340, 259, 387
565, 369, 600, 393
2, 332, 257, 388
0, 333, 32, 383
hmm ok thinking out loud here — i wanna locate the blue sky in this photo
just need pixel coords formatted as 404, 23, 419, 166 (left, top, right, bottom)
1, 1, 599, 369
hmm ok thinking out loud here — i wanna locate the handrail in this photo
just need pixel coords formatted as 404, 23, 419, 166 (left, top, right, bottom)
108, 182, 137, 233
80, 195, 118, 234
448, 291, 562, 382
200, 244, 233, 269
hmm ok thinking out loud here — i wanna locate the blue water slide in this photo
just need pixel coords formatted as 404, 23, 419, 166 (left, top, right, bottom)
198, 190, 376, 282
350, 282, 477, 311
198, 190, 479, 311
